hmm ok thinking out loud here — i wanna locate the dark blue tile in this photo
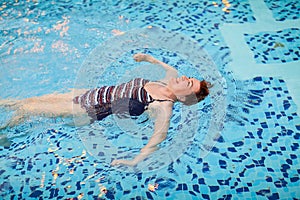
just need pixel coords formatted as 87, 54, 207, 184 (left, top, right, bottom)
236, 187, 249, 193
209, 185, 220, 192
29, 190, 43, 198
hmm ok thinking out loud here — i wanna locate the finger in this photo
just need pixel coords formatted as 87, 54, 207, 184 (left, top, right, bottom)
111, 159, 123, 166
133, 56, 140, 62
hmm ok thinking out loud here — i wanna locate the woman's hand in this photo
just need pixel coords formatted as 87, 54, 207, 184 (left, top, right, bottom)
133, 53, 154, 63
111, 159, 136, 167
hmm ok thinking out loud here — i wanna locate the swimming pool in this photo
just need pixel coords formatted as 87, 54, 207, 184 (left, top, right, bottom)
0, 0, 299, 199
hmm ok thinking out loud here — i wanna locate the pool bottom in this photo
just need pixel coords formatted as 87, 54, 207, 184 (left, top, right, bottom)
0, 75, 299, 199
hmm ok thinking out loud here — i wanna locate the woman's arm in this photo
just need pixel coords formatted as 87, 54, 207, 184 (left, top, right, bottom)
133, 53, 178, 80
111, 102, 173, 166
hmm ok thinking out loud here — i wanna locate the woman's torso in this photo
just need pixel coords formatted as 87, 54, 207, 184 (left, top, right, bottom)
74, 78, 174, 107
73, 78, 153, 107
73, 78, 173, 120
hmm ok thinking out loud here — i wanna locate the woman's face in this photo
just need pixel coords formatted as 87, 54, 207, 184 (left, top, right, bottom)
168, 76, 201, 97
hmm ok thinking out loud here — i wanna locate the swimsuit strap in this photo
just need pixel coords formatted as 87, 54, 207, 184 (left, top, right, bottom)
144, 90, 175, 104
152, 98, 175, 103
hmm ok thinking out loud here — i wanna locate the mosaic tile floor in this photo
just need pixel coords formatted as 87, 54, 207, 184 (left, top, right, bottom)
221, 0, 300, 114
264, 0, 300, 21
1, 76, 299, 199
0, 0, 299, 199
244, 28, 300, 64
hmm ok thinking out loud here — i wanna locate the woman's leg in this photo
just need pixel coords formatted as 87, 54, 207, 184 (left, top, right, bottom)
0, 89, 90, 129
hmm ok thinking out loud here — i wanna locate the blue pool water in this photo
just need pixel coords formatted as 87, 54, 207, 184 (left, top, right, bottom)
0, 0, 299, 199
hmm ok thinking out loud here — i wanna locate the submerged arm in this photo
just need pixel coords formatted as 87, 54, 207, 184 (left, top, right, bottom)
133, 53, 178, 80
111, 103, 173, 167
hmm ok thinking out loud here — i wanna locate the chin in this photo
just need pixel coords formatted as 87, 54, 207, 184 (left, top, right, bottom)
169, 78, 176, 85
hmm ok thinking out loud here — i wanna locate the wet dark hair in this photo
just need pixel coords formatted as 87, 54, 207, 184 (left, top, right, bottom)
195, 80, 210, 102
182, 80, 210, 106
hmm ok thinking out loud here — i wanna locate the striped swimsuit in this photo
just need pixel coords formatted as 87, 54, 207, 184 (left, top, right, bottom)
73, 78, 155, 121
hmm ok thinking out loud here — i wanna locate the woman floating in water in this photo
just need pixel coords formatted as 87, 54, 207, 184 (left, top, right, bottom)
0, 53, 210, 166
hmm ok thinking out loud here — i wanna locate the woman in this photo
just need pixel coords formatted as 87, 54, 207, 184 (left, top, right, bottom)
0, 53, 210, 166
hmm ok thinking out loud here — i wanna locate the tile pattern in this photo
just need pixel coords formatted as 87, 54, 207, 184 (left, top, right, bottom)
264, 0, 300, 21
0, 0, 300, 199
244, 28, 300, 64
1, 77, 299, 199
121, 0, 256, 47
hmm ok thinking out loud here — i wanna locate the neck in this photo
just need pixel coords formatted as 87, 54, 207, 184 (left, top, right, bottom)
146, 81, 178, 102
163, 85, 178, 102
